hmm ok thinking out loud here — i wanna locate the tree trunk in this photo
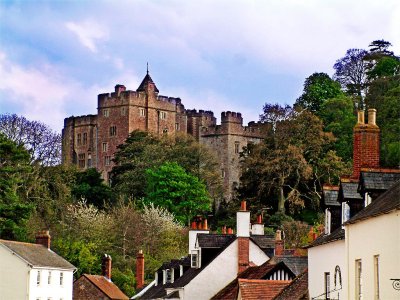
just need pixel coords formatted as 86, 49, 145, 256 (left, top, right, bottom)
278, 186, 285, 214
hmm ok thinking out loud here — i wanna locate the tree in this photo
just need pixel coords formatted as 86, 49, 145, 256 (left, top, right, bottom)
145, 162, 211, 224
0, 133, 34, 239
333, 48, 368, 108
295, 73, 343, 113
0, 114, 61, 166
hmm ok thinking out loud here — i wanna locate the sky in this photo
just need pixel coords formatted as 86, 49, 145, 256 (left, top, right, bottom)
0, 0, 399, 133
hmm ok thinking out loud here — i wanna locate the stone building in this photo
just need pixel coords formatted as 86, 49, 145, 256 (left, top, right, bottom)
62, 71, 264, 201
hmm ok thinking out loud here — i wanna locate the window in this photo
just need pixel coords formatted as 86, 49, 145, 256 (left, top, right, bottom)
342, 202, 350, 224
160, 111, 167, 119
374, 255, 380, 299
37, 270, 41, 286
234, 141, 240, 154
175, 123, 180, 131
166, 269, 172, 283
325, 209, 331, 234
191, 250, 199, 268
324, 272, 330, 299
355, 259, 362, 300
87, 154, 92, 168
77, 133, 82, 146
83, 132, 87, 145
48, 271, 52, 285
60, 272, 64, 286
103, 109, 109, 117
121, 106, 127, 116
109, 126, 117, 136
139, 108, 146, 117
78, 154, 85, 168
105, 156, 111, 166
102, 142, 108, 152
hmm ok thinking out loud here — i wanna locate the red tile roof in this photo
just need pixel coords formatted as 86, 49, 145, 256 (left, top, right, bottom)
84, 274, 129, 300
238, 279, 290, 300
273, 269, 309, 300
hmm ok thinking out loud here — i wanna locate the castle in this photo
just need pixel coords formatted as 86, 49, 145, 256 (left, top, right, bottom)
62, 71, 264, 201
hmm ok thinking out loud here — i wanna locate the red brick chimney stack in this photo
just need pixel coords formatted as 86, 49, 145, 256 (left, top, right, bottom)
102, 254, 112, 280
275, 230, 284, 256
352, 109, 380, 179
136, 250, 145, 290
237, 200, 250, 274
35, 230, 51, 249
257, 214, 262, 224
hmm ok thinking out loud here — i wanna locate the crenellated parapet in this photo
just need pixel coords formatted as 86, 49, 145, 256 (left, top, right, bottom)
221, 111, 242, 124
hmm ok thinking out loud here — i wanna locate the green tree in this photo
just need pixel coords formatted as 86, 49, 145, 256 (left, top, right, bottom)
145, 162, 211, 224
295, 72, 343, 113
0, 133, 34, 239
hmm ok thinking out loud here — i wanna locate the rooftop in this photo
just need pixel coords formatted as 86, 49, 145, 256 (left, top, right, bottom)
306, 227, 345, 248
83, 274, 129, 300
238, 279, 290, 300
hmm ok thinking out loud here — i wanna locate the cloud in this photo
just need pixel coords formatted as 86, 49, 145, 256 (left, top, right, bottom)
65, 19, 109, 53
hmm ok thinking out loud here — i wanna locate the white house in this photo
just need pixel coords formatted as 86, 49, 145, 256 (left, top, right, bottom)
137, 201, 275, 299
0, 230, 76, 300
344, 180, 400, 300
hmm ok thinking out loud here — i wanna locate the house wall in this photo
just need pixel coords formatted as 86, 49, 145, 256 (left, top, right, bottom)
29, 268, 74, 300
0, 245, 29, 299
346, 211, 399, 300
182, 239, 269, 300
308, 239, 346, 300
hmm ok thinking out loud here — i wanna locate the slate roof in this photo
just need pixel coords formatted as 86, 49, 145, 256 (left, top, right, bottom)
322, 187, 340, 207
359, 170, 400, 191
237, 279, 290, 300
136, 73, 159, 93
338, 181, 362, 202
268, 256, 308, 276
250, 234, 275, 249
273, 269, 309, 300
306, 227, 345, 248
197, 233, 236, 248
345, 180, 400, 225
0, 239, 75, 270
83, 274, 129, 300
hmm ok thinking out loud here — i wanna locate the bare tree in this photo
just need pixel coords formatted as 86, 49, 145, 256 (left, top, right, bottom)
0, 114, 61, 165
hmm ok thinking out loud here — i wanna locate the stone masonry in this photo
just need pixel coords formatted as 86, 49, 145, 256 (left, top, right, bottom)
62, 71, 264, 201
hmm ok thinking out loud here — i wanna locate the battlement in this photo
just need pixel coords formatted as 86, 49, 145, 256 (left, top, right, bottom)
221, 111, 242, 124
64, 114, 97, 127
185, 109, 215, 117
157, 95, 182, 105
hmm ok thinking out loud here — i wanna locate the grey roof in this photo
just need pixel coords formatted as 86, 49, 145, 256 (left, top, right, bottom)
250, 234, 275, 249
346, 180, 400, 225
339, 181, 362, 201
136, 73, 159, 93
359, 171, 400, 191
306, 228, 345, 248
197, 233, 236, 248
0, 240, 75, 270
268, 256, 308, 276
323, 189, 340, 207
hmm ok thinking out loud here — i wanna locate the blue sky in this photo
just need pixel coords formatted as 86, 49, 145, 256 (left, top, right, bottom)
0, 0, 399, 132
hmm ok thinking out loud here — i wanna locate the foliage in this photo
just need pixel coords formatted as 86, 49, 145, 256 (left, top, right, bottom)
294, 72, 343, 113
112, 268, 136, 297
0, 133, 35, 240
72, 168, 113, 209
0, 114, 61, 165
282, 220, 310, 248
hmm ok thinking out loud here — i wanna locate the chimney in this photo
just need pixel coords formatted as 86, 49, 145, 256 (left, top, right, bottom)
136, 250, 145, 290
275, 230, 284, 256
188, 217, 209, 254
222, 226, 227, 234
251, 214, 264, 235
237, 201, 250, 274
227, 228, 234, 234
101, 254, 112, 280
35, 230, 51, 249
352, 109, 380, 179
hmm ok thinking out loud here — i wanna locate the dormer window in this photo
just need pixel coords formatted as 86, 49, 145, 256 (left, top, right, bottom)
37, 270, 41, 286
191, 250, 199, 268
342, 202, 350, 224
325, 209, 331, 234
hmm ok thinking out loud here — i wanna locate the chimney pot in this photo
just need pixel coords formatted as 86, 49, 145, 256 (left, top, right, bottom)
203, 219, 208, 230
257, 215, 262, 224
240, 201, 247, 211
101, 254, 112, 280
227, 228, 233, 234
35, 230, 51, 249
222, 226, 227, 234
191, 221, 197, 230
368, 108, 377, 126
136, 250, 145, 290
357, 110, 365, 124
275, 230, 284, 256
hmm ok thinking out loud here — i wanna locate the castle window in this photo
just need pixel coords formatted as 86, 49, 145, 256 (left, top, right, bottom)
121, 107, 127, 116
175, 123, 180, 131
109, 126, 117, 136
78, 154, 85, 168
160, 111, 167, 120
234, 141, 240, 154
87, 154, 92, 168
83, 133, 87, 145
105, 156, 111, 166
103, 109, 109, 117
102, 142, 108, 152
77, 133, 82, 146
139, 108, 146, 117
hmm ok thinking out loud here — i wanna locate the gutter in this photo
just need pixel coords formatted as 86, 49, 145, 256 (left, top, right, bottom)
131, 279, 156, 299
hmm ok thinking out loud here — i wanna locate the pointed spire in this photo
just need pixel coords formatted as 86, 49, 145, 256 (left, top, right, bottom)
147, 62, 149, 75
137, 64, 159, 93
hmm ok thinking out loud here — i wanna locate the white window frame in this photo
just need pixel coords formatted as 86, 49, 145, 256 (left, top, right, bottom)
48, 271, 52, 285
374, 255, 379, 300
160, 111, 167, 120
139, 108, 146, 117
103, 109, 109, 117
324, 272, 330, 299
37, 270, 41, 286
191, 250, 199, 268
102, 142, 108, 152
60, 272, 64, 286
234, 141, 240, 154
355, 259, 362, 300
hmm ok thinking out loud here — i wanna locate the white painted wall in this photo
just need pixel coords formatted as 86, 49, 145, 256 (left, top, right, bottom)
0, 245, 29, 299
345, 211, 399, 300
308, 239, 346, 300
182, 239, 269, 300
189, 229, 209, 254
236, 211, 250, 237
29, 268, 74, 300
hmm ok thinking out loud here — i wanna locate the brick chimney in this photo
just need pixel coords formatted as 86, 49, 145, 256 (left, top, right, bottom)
237, 201, 250, 274
136, 250, 145, 290
251, 214, 264, 235
101, 254, 112, 280
275, 230, 284, 256
188, 216, 209, 254
352, 109, 380, 179
35, 230, 51, 249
